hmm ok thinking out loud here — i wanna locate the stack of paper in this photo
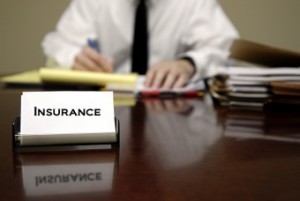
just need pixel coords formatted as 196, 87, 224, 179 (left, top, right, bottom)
209, 66, 300, 108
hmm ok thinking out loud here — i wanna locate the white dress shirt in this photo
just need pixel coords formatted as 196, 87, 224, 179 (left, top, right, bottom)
42, 0, 238, 79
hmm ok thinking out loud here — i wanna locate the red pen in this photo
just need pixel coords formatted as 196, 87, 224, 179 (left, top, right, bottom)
137, 89, 204, 99
138, 90, 161, 97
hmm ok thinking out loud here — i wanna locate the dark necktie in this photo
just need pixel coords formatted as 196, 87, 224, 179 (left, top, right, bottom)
131, 0, 148, 75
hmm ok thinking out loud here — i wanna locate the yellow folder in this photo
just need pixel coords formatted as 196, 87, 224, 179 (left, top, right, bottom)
1, 68, 138, 87
0, 70, 41, 85
39, 68, 137, 86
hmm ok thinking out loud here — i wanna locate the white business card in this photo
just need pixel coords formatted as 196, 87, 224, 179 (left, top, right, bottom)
20, 91, 115, 135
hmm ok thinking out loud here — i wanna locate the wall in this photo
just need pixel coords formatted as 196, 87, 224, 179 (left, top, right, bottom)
0, 0, 70, 74
219, 0, 300, 52
0, 0, 299, 74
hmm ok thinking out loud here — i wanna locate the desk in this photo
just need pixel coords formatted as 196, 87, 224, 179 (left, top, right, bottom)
1, 85, 300, 201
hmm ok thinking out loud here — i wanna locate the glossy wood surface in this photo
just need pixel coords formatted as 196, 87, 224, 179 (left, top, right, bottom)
1, 85, 300, 201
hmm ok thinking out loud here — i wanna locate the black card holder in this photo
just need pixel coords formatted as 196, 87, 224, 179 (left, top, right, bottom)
12, 117, 120, 152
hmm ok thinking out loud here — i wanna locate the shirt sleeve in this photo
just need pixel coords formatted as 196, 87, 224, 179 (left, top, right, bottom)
41, 0, 99, 68
179, 0, 239, 81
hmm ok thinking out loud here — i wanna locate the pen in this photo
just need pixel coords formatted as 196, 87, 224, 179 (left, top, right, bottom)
137, 90, 204, 99
87, 38, 100, 53
138, 91, 160, 97
180, 90, 204, 97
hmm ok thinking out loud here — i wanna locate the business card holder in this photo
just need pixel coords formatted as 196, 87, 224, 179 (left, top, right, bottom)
12, 117, 120, 152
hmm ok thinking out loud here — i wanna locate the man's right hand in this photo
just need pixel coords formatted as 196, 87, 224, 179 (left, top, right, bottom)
72, 46, 114, 72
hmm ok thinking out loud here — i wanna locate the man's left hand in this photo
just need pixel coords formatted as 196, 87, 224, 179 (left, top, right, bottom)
144, 59, 195, 89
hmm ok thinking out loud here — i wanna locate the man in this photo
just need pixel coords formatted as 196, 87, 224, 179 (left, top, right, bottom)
42, 0, 238, 89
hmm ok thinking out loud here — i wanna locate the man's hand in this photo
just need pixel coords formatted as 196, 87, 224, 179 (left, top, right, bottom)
72, 46, 114, 72
144, 59, 195, 89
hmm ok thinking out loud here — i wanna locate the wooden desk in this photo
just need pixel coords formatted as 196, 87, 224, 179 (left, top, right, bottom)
1, 86, 300, 201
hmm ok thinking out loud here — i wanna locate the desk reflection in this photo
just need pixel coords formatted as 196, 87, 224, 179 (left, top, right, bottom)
14, 150, 118, 199
143, 96, 222, 170
218, 107, 300, 143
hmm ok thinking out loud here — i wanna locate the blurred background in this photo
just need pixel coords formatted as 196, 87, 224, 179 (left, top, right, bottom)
0, 0, 299, 74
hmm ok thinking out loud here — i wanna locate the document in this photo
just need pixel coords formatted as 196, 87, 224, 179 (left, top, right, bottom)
105, 76, 205, 97
218, 66, 300, 76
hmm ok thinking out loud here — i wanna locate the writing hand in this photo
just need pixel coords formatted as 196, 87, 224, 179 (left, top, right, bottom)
72, 46, 114, 72
144, 59, 195, 89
